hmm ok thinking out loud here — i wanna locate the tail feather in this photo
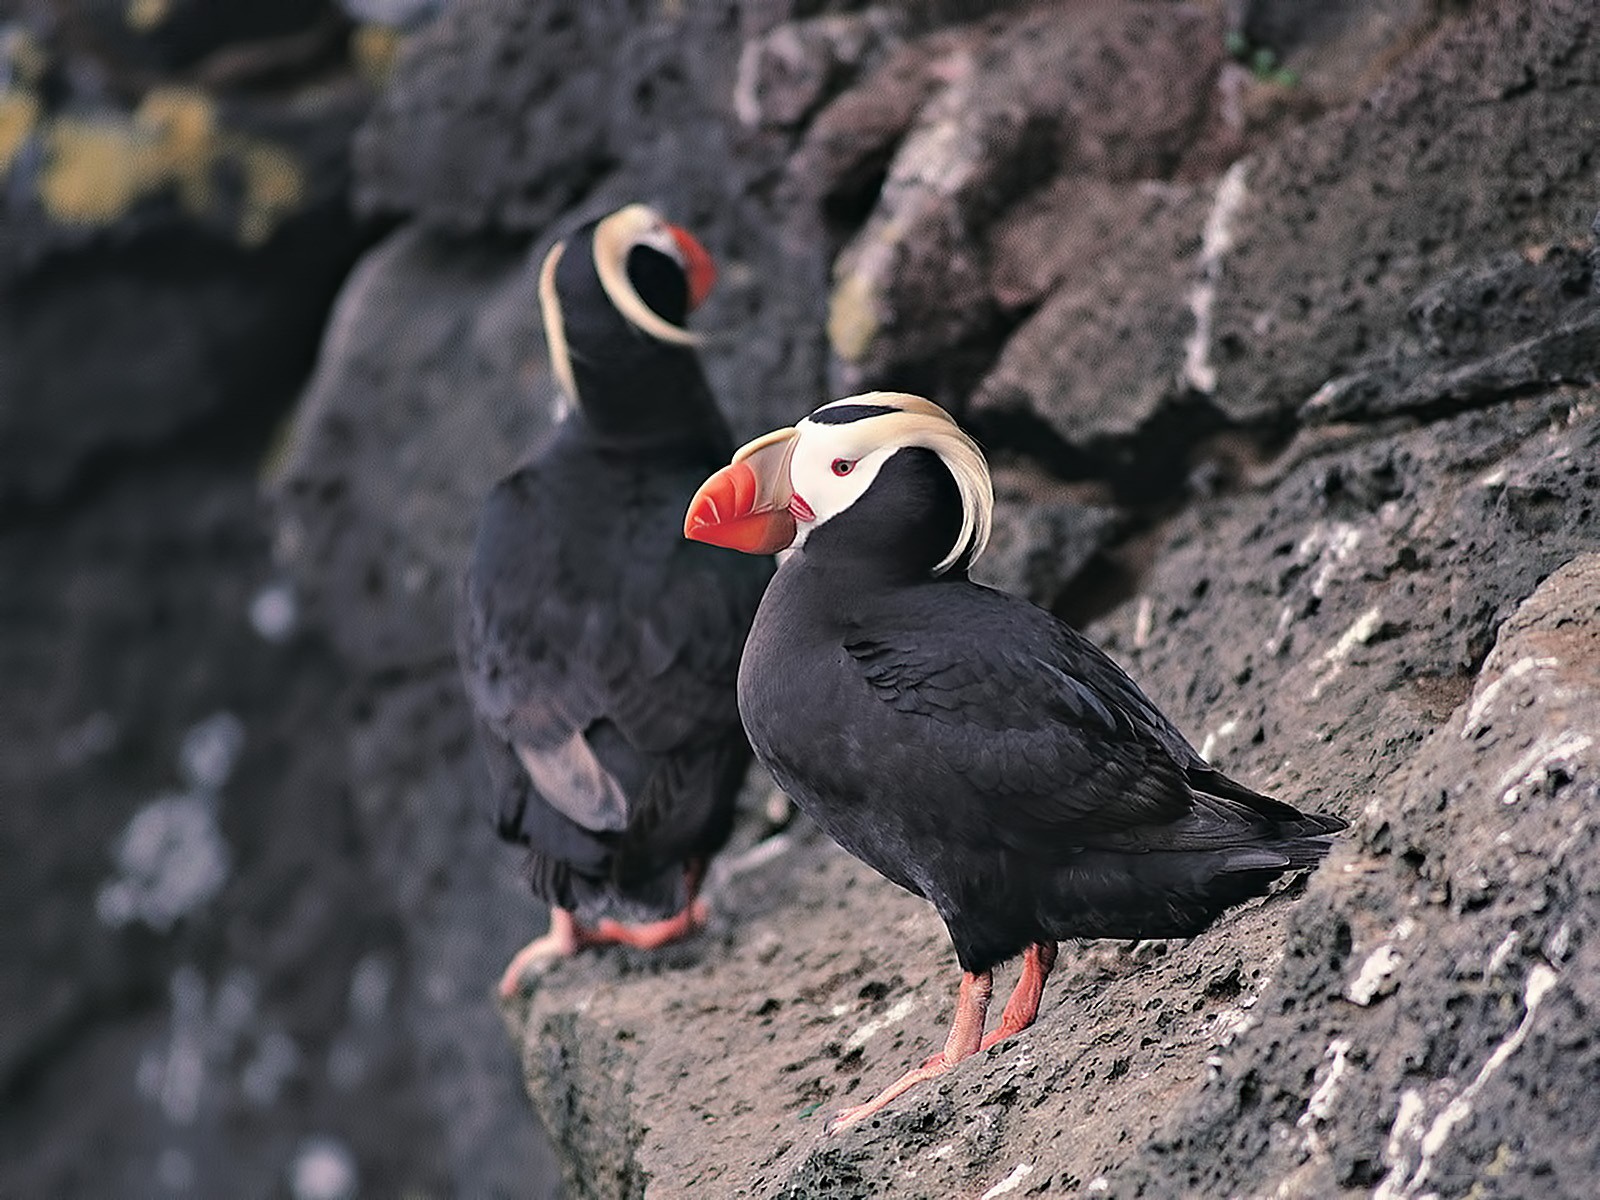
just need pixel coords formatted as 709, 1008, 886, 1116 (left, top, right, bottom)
1187, 765, 1348, 835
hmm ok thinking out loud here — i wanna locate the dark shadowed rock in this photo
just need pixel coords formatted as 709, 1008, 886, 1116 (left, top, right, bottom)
1207, 0, 1600, 425
1303, 243, 1600, 424
0, 19, 369, 508
0, 6, 527, 1198
970, 466, 1119, 609
268, 223, 562, 1194
0, 420, 453, 1200
1236, 0, 1440, 104
970, 177, 1212, 467
270, 224, 554, 672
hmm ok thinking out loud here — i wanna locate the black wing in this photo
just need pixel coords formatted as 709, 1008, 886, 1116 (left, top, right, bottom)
458, 463, 771, 841
845, 582, 1312, 850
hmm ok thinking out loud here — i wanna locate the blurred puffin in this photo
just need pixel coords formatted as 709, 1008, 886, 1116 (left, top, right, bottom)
459, 204, 773, 997
685, 392, 1346, 1130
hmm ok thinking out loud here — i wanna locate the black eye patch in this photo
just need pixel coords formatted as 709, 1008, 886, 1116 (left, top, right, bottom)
626, 244, 688, 324
808, 403, 900, 425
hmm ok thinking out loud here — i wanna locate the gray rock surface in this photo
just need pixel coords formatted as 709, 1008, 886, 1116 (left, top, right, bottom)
466, 1, 1598, 1196
502, 384, 1600, 1198
1206, 0, 1600, 425
0, 6, 513, 1197
16, 0, 1598, 1196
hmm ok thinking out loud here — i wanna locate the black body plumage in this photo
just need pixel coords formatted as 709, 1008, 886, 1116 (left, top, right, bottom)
738, 448, 1345, 974
458, 215, 772, 924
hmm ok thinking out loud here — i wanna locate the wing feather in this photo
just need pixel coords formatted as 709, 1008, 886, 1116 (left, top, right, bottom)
844, 584, 1206, 845
459, 462, 770, 839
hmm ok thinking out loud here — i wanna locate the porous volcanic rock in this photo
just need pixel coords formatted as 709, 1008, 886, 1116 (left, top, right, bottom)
255, 2, 1600, 1198
501, 383, 1600, 1198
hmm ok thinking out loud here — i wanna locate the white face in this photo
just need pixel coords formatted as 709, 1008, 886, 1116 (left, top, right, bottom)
786, 418, 904, 552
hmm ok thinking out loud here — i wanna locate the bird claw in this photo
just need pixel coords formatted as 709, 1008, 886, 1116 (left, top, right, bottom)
824, 1054, 955, 1134
497, 926, 586, 997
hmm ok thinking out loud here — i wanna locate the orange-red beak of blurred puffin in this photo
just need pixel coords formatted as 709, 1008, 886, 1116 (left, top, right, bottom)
684, 427, 799, 554
668, 224, 717, 311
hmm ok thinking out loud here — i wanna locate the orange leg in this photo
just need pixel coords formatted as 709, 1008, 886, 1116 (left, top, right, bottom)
498, 866, 709, 997
498, 907, 596, 997
590, 894, 709, 949
979, 940, 1058, 1051
592, 859, 708, 948
826, 970, 994, 1133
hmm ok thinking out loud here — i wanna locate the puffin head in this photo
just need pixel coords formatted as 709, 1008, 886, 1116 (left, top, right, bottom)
540, 203, 717, 407
684, 392, 993, 576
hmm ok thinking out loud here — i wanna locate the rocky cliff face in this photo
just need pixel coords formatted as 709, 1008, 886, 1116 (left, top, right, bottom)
274, 0, 1600, 1196
0, 3, 550, 1197
10, 0, 1597, 1197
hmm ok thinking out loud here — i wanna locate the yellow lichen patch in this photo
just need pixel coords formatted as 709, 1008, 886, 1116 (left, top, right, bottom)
38, 115, 152, 223
0, 89, 40, 177
234, 141, 305, 247
39, 87, 219, 224
136, 87, 220, 214
351, 25, 403, 86
126, 0, 173, 32
35, 84, 306, 242
827, 271, 881, 364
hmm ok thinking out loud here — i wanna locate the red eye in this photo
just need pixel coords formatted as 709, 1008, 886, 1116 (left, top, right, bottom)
831, 458, 855, 476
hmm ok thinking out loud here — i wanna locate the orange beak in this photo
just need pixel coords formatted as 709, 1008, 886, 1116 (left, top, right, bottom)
684, 428, 799, 554
668, 224, 717, 311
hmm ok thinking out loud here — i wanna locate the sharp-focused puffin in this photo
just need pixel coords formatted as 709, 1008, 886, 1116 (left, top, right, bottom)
684, 392, 1346, 1130
458, 204, 773, 996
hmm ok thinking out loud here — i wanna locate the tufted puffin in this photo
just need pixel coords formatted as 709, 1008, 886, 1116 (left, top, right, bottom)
684, 392, 1346, 1130
458, 204, 773, 997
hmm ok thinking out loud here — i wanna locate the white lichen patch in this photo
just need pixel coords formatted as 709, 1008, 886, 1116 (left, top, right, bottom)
981, 1162, 1035, 1199
178, 711, 245, 791
1373, 964, 1559, 1199
1460, 655, 1559, 738
1308, 605, 1384, 700
1347, 943, 1402, 1006
96, 792, 230, 931
1200, 716, 1240, 762
1297, 1037, 1353, 1139
713, 831, 794, 883
290, 1135, 359, 1200
1183, 160, 1250, 394
1485, 930, 1520, 979
1303, 521, 1364, 599
249, 580, 299, 643
137, 964, 208, 1124
1211, 1003, 1258, 1047
1495, 730, 1593, 805
1133, 595, 1155, 650
845, 994, 917, 1052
